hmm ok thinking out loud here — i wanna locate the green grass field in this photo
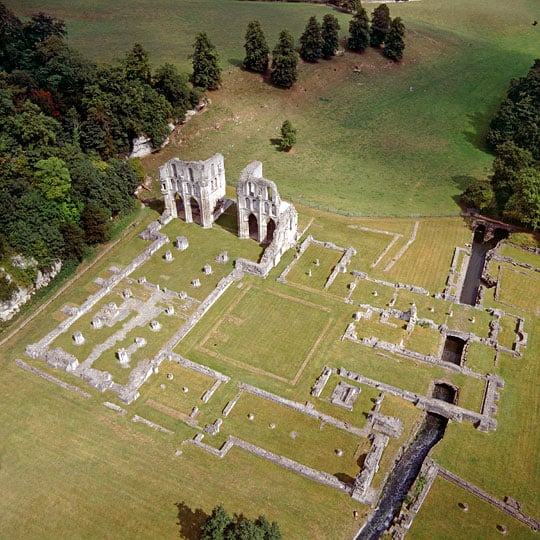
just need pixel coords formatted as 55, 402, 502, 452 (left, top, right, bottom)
1, 0, 540, 538
7, 0, 540, 217
1, 206, 539, 539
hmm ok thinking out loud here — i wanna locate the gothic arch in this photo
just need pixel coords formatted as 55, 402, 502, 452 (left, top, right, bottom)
248, 213, 258, 240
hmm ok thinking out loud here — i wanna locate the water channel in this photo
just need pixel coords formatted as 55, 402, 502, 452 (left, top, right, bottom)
356, 412, 448, 540
356, 222, 509, 538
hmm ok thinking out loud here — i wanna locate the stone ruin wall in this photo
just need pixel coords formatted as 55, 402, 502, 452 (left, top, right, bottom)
160, 156, 298, 278
160, 153, 227, 228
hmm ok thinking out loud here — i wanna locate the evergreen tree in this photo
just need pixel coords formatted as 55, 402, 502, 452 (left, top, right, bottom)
243, 20, 269, 73
383, 17, 405, 61
348, 6, 370, 52
321, 14, 340, 58
299, 16, 323, 62
123, 43, 151, 84
191, 32, 222, 90
280, 119, 296, 151
370, 3, 390, 48
270, 30, 298, 88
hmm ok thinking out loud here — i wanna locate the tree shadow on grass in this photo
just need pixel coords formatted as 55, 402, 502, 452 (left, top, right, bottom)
451, 175, 477, 209
175, 501, 209, 539
270, 137, 287, 152
140, 196, 164, 214
463, 111, 494, 151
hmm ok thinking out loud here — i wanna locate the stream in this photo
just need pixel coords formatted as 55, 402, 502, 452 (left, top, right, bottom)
355, 413, 448, 540
354, 223, 510, 538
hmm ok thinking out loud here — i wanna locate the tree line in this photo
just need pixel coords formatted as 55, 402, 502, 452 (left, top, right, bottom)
194, 2, 405, 91
461, 59, 540, 230
0, 2, 204, 300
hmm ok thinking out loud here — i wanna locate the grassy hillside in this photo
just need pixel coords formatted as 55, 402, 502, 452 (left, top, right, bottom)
7, 0, 539, 216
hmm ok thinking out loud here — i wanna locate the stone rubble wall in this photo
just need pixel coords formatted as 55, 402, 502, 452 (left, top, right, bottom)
185, 434, 351, 494
15, 358, 90, 398
337, 367, 498, 431
240, 382, 364, 436
325, 246, 357, 290
384, 221, 419, 272
161, 269, 243, 353
437, 461, 540, 532
26, 222, 168, 356
352, 433, 390, 503
132, 414, 174, 434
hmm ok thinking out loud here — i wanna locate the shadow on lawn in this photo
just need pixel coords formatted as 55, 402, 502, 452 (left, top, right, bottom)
176, 501, 209, 539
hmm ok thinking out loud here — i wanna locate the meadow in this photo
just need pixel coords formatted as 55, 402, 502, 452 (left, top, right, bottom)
1, 0, 540, 539
7, 0, 540, 216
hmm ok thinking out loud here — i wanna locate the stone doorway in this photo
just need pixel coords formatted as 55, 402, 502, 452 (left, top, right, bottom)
248, 213, 258, 241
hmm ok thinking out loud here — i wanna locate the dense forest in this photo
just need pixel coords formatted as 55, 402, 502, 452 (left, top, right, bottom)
463, 59, 540, 230
0, 3, 200, 301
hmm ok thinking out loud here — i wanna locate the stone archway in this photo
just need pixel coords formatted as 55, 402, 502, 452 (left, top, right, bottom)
248, 213, 258, 240
175, 194, 185, 219
265, 218, 276, 244
190, 197, 201, 225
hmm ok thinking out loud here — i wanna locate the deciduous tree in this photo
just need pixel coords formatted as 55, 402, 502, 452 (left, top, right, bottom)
504, 167, 540, 230
200, 504, 232, 540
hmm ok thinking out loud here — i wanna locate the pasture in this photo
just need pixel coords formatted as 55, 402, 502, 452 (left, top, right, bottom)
6, 0, 540, 216
1, 0, 539, 538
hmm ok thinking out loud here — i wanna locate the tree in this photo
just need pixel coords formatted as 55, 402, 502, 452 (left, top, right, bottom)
383, 17, 405, 61
200, 504, 232, 540
243, 20, 269, 73
342, 0, 362, 13
191, 32, 221, 90
300, 16, 323, 62
460, 179, 494, 211
270, 30, 298, 88
123, 43, 151, 84
370, 4, 391, 48
60, 221, 86, 261
81, 203, 110, 244
227, 519, 264, 540
279, 119, 296, 151
23, 11, 66, 48
0, 2, 25, 71
487, 59, 540, 160
503, 167, 540, 230
491, 141, 533, 210
200, 506, 282, 540
321, 14, 340, 58
34, 156, 71, 201
348, 7, 370, 52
